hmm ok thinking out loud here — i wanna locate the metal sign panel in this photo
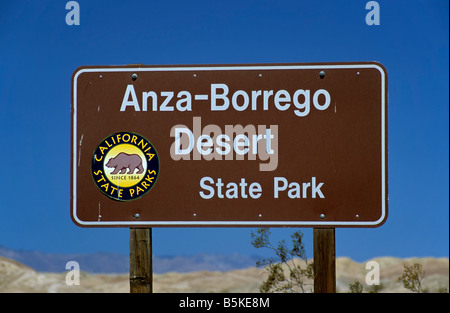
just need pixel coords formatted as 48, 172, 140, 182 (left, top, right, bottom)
71, 62, 388, 227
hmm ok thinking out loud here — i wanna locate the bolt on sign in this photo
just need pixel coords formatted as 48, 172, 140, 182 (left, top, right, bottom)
71, 62, 388, 227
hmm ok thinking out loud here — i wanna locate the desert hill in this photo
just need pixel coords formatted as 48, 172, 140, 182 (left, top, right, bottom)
0, 255, 448, 293
0, 245, 258, 273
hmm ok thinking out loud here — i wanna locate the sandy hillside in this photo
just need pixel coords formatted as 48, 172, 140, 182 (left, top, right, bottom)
0, 256, 448, 293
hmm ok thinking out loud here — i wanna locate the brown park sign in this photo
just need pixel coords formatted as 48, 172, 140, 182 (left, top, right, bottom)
71, 62, 388, 227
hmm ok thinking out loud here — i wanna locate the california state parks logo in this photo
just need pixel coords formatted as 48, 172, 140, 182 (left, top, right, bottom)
91, 132, 160, 201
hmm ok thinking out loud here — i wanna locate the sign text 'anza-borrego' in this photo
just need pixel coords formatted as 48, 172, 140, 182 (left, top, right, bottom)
71, 63, 388, 227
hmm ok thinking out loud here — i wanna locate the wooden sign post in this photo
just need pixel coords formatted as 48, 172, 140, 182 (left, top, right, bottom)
129, 228, 153, 293
313, 228, 336, 293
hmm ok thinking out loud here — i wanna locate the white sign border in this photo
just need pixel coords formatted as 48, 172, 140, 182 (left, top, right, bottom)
72, 63, 387, 227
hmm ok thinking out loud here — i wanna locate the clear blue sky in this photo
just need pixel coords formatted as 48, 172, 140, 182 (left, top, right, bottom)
0, 1, 448, 263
